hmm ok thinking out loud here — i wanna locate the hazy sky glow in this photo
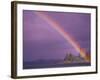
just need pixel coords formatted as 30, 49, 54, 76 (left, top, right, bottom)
23, 10, 91, 62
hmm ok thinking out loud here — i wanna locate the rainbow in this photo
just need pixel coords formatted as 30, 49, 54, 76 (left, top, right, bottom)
34, 12, 90, 62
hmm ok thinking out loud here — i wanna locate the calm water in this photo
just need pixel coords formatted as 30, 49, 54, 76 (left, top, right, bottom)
23, 60, 90, 69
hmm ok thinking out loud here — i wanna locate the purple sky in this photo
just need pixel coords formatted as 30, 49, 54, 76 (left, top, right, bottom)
23, 10, 91, 62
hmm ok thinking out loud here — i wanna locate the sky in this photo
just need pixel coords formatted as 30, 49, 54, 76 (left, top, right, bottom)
23, 10, 91, 62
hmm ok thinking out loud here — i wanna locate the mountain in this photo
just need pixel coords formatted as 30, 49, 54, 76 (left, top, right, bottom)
63, 52, 85, 64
